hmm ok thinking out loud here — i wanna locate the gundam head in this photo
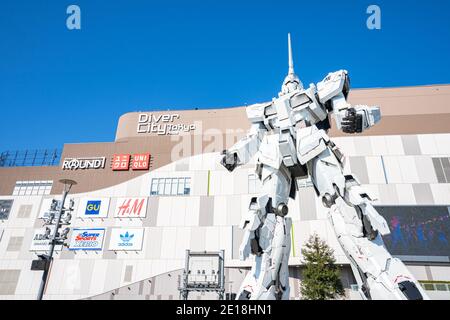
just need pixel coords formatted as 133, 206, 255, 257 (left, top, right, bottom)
280, 33, 304, 96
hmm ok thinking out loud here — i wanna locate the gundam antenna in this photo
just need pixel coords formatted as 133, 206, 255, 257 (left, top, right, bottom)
288, 33, 295, 76
280, 33, 303, 95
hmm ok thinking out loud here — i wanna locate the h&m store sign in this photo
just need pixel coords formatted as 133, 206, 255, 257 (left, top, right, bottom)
62, 153, 150, 171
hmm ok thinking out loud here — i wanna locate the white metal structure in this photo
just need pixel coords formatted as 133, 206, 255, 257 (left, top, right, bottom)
220, 33, 429, 300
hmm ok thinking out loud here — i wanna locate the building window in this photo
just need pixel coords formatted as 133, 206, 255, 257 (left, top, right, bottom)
432, 157, 450, 183
17, 205, 32, 218
6, 237, 23, 252
420, 281, 450, 292
12, 180, 53, 196
0, 270, 21, 295
150, 177, 191, 196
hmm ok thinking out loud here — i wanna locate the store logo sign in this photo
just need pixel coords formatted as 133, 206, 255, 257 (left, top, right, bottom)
119, 231, 134, 246
137, 113, 196, 135
85, 201, 101, 215
69, 228, 105, 250
112, 154, 131, 171
109, 228, 144, 251
30, 227, 63, 252
62, 157, 106, 170
114, 197, 148, 218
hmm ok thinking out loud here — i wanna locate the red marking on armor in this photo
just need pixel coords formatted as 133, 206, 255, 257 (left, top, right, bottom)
394, 275, 411, 284
244, 285, 254, 293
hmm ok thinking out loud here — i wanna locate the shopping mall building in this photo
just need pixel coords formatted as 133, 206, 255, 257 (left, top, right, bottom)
0, 84, 449, 300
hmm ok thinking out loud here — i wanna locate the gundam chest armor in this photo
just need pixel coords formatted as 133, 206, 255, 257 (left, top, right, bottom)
220, 34, 428, 301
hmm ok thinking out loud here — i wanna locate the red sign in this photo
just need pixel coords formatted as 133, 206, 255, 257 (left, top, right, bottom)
114, 197, 147, 218
112, 154, 130, 171
132, 153, 150, 170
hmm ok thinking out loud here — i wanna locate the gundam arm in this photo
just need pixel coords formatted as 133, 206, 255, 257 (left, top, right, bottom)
316, 70, 381, 133
221, 116, 266, 172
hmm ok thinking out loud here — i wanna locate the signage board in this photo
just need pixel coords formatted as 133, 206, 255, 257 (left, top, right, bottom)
114, 197, 148, 218
69, 228, 105, 251
77, 197, 110, 219
108, 228, 145, 251
137, 113, 196, 135
62, 157, 106, 170
112, 154, 131, 171
131, 154, 150, 170
38, 198, 62, 219
30, 227, 63, 252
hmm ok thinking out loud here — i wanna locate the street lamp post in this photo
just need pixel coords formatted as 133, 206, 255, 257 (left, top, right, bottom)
36, 179, 76, 300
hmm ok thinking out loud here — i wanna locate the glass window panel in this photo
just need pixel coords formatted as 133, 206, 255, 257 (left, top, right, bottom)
441, 158, 450, 183
150, 179, 158, 195
423, 283, 435, 291
436, 284, 447, 291
178, 178, 185, 195
164, 178, 171, 196
171, 178, 178, 195
184, 178, 191, 195
432, 158, 446, 183
158, 179, 165, 195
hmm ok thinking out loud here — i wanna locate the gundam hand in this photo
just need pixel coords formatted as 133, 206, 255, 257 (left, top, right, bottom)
220, 150, 238, 172
341, 105, 381, 133
341, 107, 363, 133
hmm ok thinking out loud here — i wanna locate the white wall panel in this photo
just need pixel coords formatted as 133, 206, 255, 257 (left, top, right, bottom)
395, 184, 416, 205
382, 156, 403, 184
385, 136, 405, 155
366, 156, 386, 184
399, 156, 420, 183
417, 134, 439, 155
213, 196, 228, 226
370, 136, 389, 156
430, 184, 450, 205
184, 197, 200, 226
160, 227, 177, 259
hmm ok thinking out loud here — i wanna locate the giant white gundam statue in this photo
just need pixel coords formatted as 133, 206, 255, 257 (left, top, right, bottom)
220, 34, 429, 300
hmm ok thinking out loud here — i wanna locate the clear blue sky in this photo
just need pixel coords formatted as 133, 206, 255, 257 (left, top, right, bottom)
1, 0, 449, 151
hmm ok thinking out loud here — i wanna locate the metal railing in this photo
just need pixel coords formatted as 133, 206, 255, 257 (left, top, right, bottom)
0, 149, 61, 167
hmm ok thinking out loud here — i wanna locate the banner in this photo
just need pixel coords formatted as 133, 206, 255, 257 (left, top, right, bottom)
38, 198, 62, 219
77, 197, 110, 218
114, 197, 148, 218
108, 228, 145, 251
30, 227, 63, 252
69, 228, 105, 251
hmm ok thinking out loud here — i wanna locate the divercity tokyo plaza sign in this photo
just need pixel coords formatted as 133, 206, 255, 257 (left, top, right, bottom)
137, 113, 196, 135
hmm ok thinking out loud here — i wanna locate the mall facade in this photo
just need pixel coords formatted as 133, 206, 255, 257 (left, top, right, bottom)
0, 84, 450, 300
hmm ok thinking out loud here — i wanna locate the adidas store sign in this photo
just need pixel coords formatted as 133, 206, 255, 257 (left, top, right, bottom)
108, 228, 145, 251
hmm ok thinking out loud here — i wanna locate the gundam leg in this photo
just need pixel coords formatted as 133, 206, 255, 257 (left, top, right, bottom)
309, 145, 429, 300
236, 164, 292, 300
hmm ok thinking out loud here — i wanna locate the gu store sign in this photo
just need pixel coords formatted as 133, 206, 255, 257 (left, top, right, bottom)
77, 197, 110, 219
69, 228, 105, 250
62, 157, 106, 170
108, 228, 144, 251
114, 197, 148, 218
